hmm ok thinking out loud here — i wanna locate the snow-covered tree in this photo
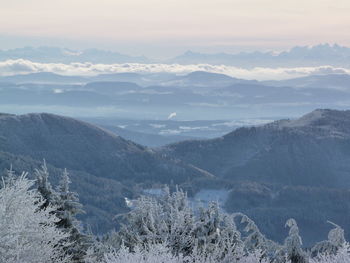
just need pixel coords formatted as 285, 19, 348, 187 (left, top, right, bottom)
282, 218, 307, 263
35, 162, 91, 262
118, 195, 168, 249
234, 213, 280, 259
56, 169, 84, 229
56, 169, 91, 262
311, 221, 346, 257
161, 187, 195, 256
35, 160, 56, 209
103, 242, 275, 263
0, 172, 70, 263
3, 165, 16, 184
310, 242, 350, 263
85, 238, 112, 263
104, 243, 187, 263
193, 202, 243, 262
118, 187, 197, 255
99, 185, 350, 263
116, 188, 244, 261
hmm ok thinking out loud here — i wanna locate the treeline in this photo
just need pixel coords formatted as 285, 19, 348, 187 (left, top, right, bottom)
0, 164, 349, 263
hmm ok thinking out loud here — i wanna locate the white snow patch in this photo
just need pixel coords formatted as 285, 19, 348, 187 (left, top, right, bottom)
143, 188, 164, 196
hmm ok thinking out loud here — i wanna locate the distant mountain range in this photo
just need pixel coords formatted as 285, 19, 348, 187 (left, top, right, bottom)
1, 71, 350, 120
0, 46, 150, 63
1, 44, 350, 67
0, 71, 252, 86
170, 44, 350, 67
0, 72, 88, 84
263, 73, 350, 90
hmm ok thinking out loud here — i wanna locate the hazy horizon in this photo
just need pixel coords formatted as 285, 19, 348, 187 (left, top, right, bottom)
0, 42, 347, 59
1, 0, 350, 58
1, 1, 350, 119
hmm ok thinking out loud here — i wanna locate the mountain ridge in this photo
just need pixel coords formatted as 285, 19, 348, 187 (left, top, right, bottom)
170, 44, 350, 67
2, 44, 350, 67
265, 109, 350, 139
0, 112, 213, 233
0, 46, 150, 63
159, 108, 350, 244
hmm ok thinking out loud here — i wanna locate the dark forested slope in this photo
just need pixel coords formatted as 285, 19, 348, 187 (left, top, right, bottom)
0, 113, 211, 232
160, 109, 350, 245
161, 109, 350, 188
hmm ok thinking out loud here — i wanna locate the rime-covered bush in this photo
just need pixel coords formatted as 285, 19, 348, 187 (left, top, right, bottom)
102, 188, 350, 263
116, 188, 197, 254
236, 213, 280, 258
100, 241, 350, 263
116, 187, 244, 259
310, 242, 350, 263
104, 243, 187, 263
311, 221, 346, 257
0, 172, 70, 263
2, 167, 350, 263
103, 242, 274, 263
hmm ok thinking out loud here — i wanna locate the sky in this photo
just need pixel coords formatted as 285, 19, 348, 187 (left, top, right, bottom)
1, 0, 350, 58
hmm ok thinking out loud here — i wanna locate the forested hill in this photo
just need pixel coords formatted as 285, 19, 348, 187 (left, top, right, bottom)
160, 109, 350, 245
161, 109, 350, 188
0, 113, 211, 232
0, 113, 210, 183
2, 110, 350, 245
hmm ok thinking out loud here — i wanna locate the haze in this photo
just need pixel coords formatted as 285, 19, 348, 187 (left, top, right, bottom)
1, 0, 350, 58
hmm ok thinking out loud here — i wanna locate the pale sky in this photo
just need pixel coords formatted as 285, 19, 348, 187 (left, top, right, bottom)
1, 0, 350, 58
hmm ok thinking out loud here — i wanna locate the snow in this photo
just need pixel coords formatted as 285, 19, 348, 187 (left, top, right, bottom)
191, 189, 229, 210
143, 188, 165, 196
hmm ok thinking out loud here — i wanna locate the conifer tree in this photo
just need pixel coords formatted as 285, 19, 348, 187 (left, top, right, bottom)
193, 202, 242, 261
283, 218, 307, 263
56, 169, 84, 229
56, 168, 91, 262
35, 160, 56, 209
0, 171, 70, 263
235, 213, 280, 259
36, 161, 91, 262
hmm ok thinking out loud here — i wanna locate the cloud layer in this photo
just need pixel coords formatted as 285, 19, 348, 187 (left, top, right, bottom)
1, 59, 350, 81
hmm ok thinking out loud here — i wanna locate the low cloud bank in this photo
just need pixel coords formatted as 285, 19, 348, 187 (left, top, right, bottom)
1, 59, 350, 80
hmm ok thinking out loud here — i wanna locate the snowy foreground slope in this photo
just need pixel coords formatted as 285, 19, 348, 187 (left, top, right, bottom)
1, 171, 350, 263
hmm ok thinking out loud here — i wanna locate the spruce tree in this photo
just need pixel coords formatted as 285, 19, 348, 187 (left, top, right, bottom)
35, 161, 91, 262
55, 168, 91, 262
56, 169, 84, 229
283, 218, 307, 263
35, 160, 56, 209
